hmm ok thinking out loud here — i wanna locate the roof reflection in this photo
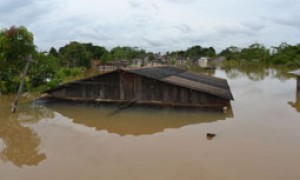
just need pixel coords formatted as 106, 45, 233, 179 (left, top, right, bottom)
44, 101, 234, 136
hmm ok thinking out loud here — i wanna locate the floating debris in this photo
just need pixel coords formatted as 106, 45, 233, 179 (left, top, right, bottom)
206, 133, 216, 140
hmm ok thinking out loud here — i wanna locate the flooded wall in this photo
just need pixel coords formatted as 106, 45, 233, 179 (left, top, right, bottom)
48, 70, 230, 108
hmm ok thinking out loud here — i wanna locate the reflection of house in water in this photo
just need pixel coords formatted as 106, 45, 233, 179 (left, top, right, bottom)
288, 70, 300, 112
0, 104, 49, 167
44, 102, 234, 136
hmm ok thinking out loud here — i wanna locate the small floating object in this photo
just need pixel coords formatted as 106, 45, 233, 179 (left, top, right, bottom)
206, 133, 216, 140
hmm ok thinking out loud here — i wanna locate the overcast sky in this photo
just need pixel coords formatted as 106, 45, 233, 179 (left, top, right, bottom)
0, 0, 299, 52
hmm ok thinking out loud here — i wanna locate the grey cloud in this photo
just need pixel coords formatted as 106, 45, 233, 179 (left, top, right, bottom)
0, 0, 35, 13
1, 0, 299, 53
264, 0, 300, 28
76, 25, 121, 43
143, 38, 164, 47
33, 16, 93, 47
151, 2, 160, 11
0, 0, 54, 26
216, 25, 258, 38
175, 24, 192, 33
165, 0, 196, 4
268, 16, 300, 28
242, 22, 266, 32
128, 0, 142, 8
129, 0, 159, 11
273, 0, 299, 9
188, 35, 209, 44
79, 31, 113, 42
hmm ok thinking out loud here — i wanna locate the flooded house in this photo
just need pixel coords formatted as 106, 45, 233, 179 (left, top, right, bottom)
44, 66, 233, 110
289, 69, 300, 112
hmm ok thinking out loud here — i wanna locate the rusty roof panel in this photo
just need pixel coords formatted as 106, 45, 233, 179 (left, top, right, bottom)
162, 75, 233, 100
178, 72, 229, 89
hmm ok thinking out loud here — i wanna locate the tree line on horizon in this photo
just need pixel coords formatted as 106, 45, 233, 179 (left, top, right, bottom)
1, 26, 300, 94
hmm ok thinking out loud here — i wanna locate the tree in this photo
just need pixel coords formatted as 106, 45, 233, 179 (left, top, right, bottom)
146, 52, 155, 61
110, 46, 146, 61
185, 45, 203, 58
240, 43, 270, 62
49, 47, 59, 57
185, 45, 216, 59
270, 43, 300, 66
0, 26, 36, 93
203, 47, 216, 57
59, 41, 92, 68
219, 46, 241, 60
100, 52, 113, 63
29, 52, 60, 89
0, 26, 36, 70
82, 43, 108, 60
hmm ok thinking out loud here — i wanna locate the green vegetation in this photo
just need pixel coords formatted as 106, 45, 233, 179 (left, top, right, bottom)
0, 26, 36, 94
0, 26, 86, 94
0, 25, 300, 95
220, 43, 300, 67
166, 45, 216, 60
110, 46, 146, 62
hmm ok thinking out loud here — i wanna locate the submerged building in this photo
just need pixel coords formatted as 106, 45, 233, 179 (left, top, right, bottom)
289, 70, 300, 112
44, 66, 233, 110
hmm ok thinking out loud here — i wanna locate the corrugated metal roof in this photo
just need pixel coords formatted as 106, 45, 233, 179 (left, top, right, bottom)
177, 72, 229, 89
162, 75, 233, 100
44, 70, 119, 93
127, 66, 233, 100
128, 66, 185, 80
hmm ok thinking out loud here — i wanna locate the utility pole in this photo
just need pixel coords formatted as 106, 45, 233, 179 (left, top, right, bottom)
11, 55, 33, 113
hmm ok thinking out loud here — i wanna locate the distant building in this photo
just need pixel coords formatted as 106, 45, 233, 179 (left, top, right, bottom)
94, 60, 128, 72
91, 60, 101, 69
176, 58, 187, 68
154, 53, 166, 63
97, 62, 117, 72
131, 59, 145, 68
145, 60, 165, 67
198, 57, 209, 68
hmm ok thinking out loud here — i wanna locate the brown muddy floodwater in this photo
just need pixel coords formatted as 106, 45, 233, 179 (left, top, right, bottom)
1, 68, 300, 180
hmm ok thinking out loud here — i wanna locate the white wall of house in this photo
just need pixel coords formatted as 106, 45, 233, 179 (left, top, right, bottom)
198, 57, 208, 67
